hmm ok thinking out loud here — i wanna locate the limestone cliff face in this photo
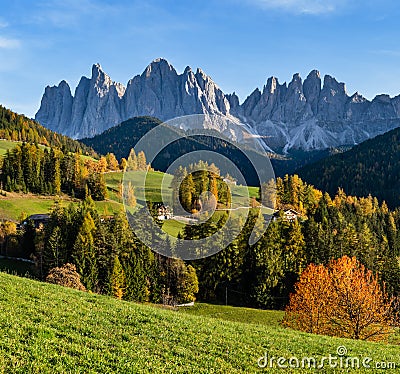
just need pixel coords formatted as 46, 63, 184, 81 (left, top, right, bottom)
36, 59, 231, 140
36, 59, 400, 151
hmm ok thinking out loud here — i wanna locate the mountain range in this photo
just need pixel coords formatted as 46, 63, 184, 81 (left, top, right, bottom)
35, 59, 400, 152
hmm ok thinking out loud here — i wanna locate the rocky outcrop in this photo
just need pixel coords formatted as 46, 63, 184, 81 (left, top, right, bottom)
35, 80, 73, 135
36, 59, 400, 151
37, 64, 126, 138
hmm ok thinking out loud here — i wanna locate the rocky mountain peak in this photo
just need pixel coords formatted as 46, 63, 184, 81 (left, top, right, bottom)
58, 80, 70, 89
91, 63, 103, 76
288, 73, 303, 93
144, 58, 177, 78
307, 69, 321, 80
303, 70, 321, 114
350, 92, 367, 103
90, 63, 125, 98
265, 77, 279, 94
322, 74, 346, 95
35, 61, 400, 152
291, 73, 302, 83
373, 94, 391, 103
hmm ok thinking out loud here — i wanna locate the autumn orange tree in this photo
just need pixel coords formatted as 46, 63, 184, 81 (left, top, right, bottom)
283, 256, 395, 341
282, 263, 332, 335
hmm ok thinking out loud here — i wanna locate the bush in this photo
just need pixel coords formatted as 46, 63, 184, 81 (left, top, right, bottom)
46, 263, 86, 291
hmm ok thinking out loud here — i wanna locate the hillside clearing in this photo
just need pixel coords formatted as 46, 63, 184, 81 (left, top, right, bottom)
0, 193, 124, 221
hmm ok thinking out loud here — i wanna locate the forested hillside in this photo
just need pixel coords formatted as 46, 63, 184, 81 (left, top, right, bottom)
1, 142, 107, 199
80, 116, 312, 180
297, 126, 400, 208
189, 175, 400, 307
0, 105, 96, 156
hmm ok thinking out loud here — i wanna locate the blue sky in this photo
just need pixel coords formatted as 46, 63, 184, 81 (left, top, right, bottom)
1, 0, 400, 118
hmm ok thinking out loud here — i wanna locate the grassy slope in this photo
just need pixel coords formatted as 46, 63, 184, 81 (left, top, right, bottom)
105, 171, 173, 206
105, 171, 259, 206
178, 302, 283, 328
0, 273, 399, 373
0, 140, 18, 157
0, 195, 58, 221
0, 194, 123, 222
0, 140, 50, 157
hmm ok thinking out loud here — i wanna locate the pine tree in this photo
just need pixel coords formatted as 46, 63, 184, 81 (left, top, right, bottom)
124, 248, 149, 302
72, 212, 98, 291
172, 166, 187, 212
209, 175, 218, 204
249, 220, 285, 308
111, 256, 126, 299
283, 219, 306, 275
176, 265, 199, 304
52, 149, 61, 195
180, 173, 195, 213
261, 179, 277, 209
86, 172, 108, 200
97, 156, 107, 173
119, 158, 127, 171
127, 149, 138, 171
43, 226, 65, 273
137, 151, 147, 171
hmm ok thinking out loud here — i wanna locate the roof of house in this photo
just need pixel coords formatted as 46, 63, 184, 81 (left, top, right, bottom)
273, 209, 300, 217
27, 214, 50, 220
283, 209, 300, 215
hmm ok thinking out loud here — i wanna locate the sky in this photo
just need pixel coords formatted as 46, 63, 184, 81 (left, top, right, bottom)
1, 0, 400, 118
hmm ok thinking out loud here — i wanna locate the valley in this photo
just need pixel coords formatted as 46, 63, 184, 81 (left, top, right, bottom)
2, 1, 400, 372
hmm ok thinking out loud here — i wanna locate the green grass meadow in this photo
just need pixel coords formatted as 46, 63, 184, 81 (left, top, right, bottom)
0, 194, 124, 222
0, 140, 19, 157
0, 272, 398, 373
0, 140, 50, 158
105, 170, 173, 206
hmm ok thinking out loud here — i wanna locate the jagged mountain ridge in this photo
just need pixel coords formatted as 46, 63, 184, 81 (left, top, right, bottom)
35, 59, 400, 151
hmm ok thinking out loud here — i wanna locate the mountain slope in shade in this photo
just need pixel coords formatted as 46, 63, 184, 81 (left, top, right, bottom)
297, 126, 400, 208
80, 116, 333, 179
81, 116, 267, 184
36, 59, 400, 151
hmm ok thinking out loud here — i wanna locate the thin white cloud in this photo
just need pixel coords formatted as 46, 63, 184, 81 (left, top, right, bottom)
32, 0, 119, 28
371, 49, 400, 57
249, 0, 347, 15
0, 21, 8, 28
0, 36, 21, 49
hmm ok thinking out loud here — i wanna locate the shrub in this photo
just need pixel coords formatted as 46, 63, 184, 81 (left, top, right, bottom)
46, 263, 86, 291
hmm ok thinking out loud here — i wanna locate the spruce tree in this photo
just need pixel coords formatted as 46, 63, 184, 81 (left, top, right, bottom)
111, 256, 126, 299
72, 212, 98, 291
